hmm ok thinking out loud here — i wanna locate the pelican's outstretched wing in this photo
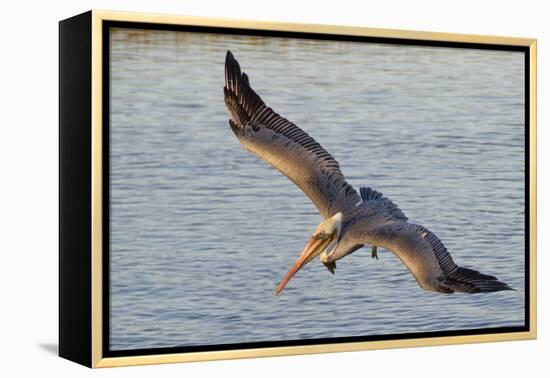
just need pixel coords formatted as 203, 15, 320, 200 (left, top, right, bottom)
223, 50, 361, 219
333, 217, 512, 293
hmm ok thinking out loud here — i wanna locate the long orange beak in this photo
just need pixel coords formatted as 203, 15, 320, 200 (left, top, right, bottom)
274, 234, 333, 296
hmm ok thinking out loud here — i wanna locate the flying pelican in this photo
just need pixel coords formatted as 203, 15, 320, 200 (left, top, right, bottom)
223, 50, 512, 295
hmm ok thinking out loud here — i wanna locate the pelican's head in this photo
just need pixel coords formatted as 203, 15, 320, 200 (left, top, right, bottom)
274, 212, 343, 295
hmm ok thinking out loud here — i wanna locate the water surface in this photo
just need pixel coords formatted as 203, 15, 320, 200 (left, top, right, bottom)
109, 28, 525, 351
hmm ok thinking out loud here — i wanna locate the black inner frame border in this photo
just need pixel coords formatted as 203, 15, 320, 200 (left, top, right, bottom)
102, 20, 531, 358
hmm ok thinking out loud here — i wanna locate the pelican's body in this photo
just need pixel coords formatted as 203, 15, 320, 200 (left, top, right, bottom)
223, 50, 512, 295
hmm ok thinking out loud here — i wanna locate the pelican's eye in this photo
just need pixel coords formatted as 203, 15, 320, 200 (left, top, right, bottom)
313, 231, 327, 240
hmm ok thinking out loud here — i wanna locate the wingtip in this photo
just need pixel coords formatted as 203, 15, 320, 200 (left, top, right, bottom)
225, 50, 234, 63
225, 50, 239, 70
223, 50, 265, 127
224, 50, 242, 89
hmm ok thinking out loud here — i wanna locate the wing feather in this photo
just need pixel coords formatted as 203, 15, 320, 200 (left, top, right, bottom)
223, 50, 360, 218
333, 219, 512, 293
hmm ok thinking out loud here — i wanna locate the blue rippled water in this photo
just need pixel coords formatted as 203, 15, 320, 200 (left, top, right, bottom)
109, 28, 525, 351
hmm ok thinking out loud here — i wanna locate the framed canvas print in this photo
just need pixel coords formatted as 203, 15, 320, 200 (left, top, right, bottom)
59, 10, 537, 368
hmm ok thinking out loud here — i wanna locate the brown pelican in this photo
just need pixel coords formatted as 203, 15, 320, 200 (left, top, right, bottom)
223, 50, 512, 295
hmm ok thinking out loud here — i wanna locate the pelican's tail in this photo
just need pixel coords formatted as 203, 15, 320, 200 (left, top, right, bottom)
440, 266, 514, 293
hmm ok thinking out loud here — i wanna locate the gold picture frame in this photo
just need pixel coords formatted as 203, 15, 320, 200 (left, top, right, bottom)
59, 10, 537, 368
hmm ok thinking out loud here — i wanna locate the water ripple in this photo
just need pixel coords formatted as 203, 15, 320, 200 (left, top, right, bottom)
108, 28, 526, 351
